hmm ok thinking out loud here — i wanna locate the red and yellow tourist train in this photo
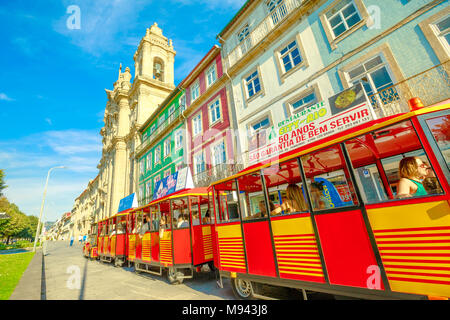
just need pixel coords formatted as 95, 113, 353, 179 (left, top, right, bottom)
95, 210, 132, 266
83, 222, 98, 259
129, 188, 216, 284
83, 98, 449, 299
210, 101, 450, 300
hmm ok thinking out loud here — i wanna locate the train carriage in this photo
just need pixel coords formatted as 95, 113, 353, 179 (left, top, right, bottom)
83, 222, 98, 259
126, 211, 138, 266
89, 223, 98, 259
131, 188, 216, 284
97, 219, 108, 259
211, 101, 450, 300
98, 210, 133, 265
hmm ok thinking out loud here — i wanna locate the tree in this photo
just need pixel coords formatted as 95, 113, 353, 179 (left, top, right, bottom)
0, 169, 6, 197
0, 201, 28, 244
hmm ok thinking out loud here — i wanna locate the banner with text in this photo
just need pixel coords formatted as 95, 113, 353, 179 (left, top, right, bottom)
153, 167, 194, 201
248, 84, 376, 165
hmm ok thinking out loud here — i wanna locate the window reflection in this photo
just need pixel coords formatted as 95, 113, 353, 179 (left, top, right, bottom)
301, 145, 358, 210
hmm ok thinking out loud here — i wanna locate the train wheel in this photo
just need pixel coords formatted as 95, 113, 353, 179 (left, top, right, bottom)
231, 278, 255, 300
167, 268, 184, 285
207, 261, 216, 272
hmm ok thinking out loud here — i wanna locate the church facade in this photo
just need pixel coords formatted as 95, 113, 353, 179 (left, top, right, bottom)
72, 23, 176, 229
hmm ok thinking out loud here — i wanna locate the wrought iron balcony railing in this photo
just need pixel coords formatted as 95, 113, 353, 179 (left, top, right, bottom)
367, 60, 450, 118
193, 163, 244, 187
223, 0, 303, 70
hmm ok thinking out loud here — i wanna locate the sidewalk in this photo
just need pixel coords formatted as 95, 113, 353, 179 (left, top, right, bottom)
9, 249, 44, 300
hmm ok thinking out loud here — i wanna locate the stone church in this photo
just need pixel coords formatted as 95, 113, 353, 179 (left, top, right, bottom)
71, 23, 176, 236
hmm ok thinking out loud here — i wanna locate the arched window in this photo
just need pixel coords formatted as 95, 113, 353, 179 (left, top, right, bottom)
153, 58, 165, 82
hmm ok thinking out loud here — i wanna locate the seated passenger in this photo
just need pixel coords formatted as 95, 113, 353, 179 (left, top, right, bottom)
309, 181, 327, 210
117, 224, 125, 234
251, 200, 275, 219
397, 157, 429, 198
152, 218, 159, 231
159, 216, 167, 229
177, 214, 185, 228
159, 216, 167, 238
192, 212, 200, 226
202, 210, 211, 224
271, 184, 307, 215
141, 216, 150, 234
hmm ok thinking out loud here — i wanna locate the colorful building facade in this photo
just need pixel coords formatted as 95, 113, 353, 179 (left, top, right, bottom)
218, 0, 449, 166
182, 46, 239, 187
136, 88, 187, 205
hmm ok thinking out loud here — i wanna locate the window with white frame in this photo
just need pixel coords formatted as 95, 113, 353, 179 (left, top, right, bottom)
164, 169, 171, 178
209, 99, 221, 125
419, 10, 450, 64
325, 0, 362, 38
146, 152, 152, 172
164, 138, 171, 158
206, 63, 217, 87
251, 117, 271, 134
267, 0, 287, 26
155, 146, 161, 164
194, 152, 206, 174
212, 141, 227, 167
279, 40, 303, 73
346, 55, 398, 107
169, 105, 175, 116
245, 70, 262, 99
139, 185, 145, 201
191, 81, 200, 102
154, 176, 161, 189
291, 91, 318, 113
140, 159, 145, 176
238, 24, 252, 55
150, 124, 156, 135
146, 182, 152, 200
192, 113, 202, 136
158, 114, 165, 128
433, 15, 450, 54
248, 116, 271, 152
180, 94, 186, 112
174, 129, 183, 150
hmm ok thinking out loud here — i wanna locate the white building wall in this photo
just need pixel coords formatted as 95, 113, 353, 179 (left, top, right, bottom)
229, 21, 334, 161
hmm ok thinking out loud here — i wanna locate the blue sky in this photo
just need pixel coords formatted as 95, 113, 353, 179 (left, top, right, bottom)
0, 0, 245, 222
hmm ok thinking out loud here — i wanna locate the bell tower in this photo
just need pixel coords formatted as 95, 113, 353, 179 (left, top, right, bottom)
132, 22, 176, 125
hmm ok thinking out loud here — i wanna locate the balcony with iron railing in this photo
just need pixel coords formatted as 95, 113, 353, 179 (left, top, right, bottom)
366, 60, 449, 118
193, 163, 245, 187
135, 106, 184, 156
224, 0, 303, 70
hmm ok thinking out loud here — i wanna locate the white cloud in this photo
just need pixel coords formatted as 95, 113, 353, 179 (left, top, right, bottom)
0, 93, 14, 101
0, 129, 102, 220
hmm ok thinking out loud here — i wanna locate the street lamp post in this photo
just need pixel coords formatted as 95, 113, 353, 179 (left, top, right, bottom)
33, 166, 66, 253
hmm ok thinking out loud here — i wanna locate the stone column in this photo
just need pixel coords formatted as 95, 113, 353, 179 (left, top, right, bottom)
111, 139, 127, 215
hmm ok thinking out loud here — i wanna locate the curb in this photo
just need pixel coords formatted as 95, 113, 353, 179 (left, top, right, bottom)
9, 249, 45, 300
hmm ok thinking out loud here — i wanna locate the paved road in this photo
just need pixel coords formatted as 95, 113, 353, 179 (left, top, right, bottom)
43, 241, 235, 300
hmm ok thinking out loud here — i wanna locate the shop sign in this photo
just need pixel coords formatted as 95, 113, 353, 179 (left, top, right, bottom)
248, 84, 376, 165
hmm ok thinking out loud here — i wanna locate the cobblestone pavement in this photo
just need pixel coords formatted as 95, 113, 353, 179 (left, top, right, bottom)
43, 241, 235, 300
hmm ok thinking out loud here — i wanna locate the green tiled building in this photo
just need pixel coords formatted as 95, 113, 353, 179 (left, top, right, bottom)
136, 87, 187, 205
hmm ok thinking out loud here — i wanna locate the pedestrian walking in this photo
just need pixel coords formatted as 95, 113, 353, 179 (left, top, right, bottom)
78, 235, 82, 244
83, 234, 87, 243
70, 236, 74, 247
